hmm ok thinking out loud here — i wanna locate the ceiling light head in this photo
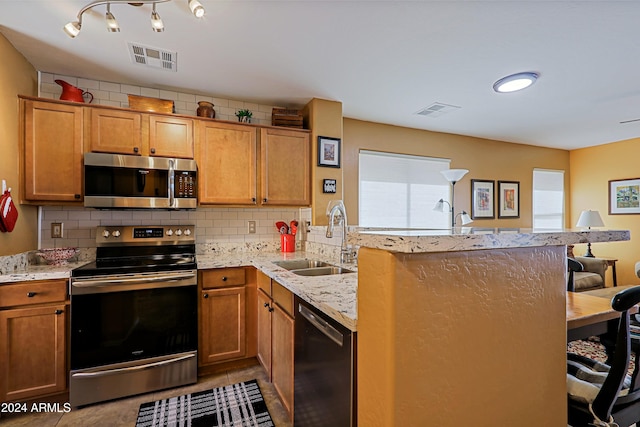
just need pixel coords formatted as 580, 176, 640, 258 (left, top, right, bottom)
106, 4, 120, 33
64, 21, 82, 38
188, 0, 206, 18
151, 4, 164, 32
493, 72, 539, 93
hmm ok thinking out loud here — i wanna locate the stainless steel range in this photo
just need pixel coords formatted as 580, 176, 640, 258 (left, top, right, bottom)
69, 225, 198, 407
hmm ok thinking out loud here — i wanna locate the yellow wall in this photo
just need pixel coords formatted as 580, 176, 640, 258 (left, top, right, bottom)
0, 34, 38, 255
343, 118, 571, 228
570, 138, 640, 286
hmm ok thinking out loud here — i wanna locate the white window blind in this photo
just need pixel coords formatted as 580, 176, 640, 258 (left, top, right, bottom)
359, 150, 451, 228
533, 169, 565, 229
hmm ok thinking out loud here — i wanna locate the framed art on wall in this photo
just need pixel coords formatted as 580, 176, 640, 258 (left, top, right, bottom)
498, 181, 520, 218
471, 179, 495, 219
317, 136, 341, 168
609, 177, 640, 214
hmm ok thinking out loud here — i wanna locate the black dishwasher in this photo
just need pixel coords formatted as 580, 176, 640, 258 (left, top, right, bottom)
294, 296, 355, 427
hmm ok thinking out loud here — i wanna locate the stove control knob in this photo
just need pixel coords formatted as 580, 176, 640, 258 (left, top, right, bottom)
176, 229, 183, 236
166, 229, 174, 236
184, 229, 192, 236
112, 230, 121, 238
102, 230, 110, 238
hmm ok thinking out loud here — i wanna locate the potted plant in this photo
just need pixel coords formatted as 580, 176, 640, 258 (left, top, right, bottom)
236, 109, 253, 123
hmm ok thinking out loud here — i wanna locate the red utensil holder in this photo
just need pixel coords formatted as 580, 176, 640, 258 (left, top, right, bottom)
281, 234, 295, 253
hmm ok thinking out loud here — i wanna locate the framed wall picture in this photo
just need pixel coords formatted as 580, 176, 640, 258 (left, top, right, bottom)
498, 181, 520, 218
317, 136, 341, 168
471, 179, 495, 219
609, 177, 640, 214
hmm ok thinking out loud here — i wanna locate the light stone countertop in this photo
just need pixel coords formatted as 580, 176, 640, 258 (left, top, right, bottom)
0, 251, 358, 331
349, 227, 630, 253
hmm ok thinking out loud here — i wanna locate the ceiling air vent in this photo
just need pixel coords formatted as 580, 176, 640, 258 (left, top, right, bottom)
128, 42, 177, 72
415, 102, 461, 118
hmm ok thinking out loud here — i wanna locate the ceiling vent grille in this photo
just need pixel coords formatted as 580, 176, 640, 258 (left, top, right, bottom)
415, 102, 461, 118
128, 42, 177, 72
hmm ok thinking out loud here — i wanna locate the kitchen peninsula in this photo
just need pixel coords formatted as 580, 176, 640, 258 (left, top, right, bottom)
351, 227, 630, 427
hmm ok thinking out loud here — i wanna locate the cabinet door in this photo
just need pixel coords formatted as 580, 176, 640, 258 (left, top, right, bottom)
90, 108, 143, 155
149, 115, 194, 159
257, 289, 272, 379
0, 304, 66, 401
199, 286, 246, 365
23, 100, 83, 202
196, 121, 257, 205
260, 128, 310, 206
272, 303, 295, 420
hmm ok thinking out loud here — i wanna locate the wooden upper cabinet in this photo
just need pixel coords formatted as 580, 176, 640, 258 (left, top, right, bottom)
260, 127, 310, 206
90, 108, 193, 158
22, 99, 83, 202
196, 121, 257, 205
89, 108, 142, 155
149, 115, 194, 158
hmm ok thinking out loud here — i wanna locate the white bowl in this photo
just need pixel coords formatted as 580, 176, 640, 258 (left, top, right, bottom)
37, 247, 78, 265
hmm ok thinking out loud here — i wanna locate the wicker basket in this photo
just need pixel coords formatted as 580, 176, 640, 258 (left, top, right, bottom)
272, 108, 303, 128
128, 94, 174, 113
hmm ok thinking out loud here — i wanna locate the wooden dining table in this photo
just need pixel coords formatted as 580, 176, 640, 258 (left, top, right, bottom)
567, 290, 638, 342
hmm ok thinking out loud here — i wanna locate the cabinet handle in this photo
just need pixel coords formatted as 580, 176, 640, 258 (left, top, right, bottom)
263, 198, 268, 203
264, 302, 270, 308
74, 194, 81, 199
221, 276, 227, 282
252, 198, 256, 203
150, 148, 156, 154
133, 147, 139, 153
27, 292, 37, 297
203, 293, 209, 299
268, 307, 274, 312
55, 309, 63, 315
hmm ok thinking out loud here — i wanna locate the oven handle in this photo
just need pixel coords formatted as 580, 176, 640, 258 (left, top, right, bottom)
71, 353, 195, 378
71, 271, 196, 294
169, 159, 175, 208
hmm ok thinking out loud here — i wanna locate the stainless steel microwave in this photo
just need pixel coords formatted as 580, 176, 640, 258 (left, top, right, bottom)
84, 152, 197, 209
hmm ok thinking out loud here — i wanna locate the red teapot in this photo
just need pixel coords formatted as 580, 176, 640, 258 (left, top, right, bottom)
55, 79, 93, 103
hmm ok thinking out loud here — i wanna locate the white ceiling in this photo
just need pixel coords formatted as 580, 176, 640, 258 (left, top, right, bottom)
2, 0, 640, 150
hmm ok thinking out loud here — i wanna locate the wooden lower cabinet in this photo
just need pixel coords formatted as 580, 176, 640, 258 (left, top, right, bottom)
256, 272, 295, 421
200, 286, 246, 364
0, 279, 68, 402
271, 303, 295, 419
198, 267, 257, 371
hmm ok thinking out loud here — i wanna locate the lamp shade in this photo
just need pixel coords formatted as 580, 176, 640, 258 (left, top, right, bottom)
433, 199, 446, 212
576, 210, 604, 228
460, 211, 473, 225
440, 169, 469, 183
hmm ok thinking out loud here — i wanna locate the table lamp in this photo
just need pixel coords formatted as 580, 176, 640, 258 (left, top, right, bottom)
576, 209, 604, 257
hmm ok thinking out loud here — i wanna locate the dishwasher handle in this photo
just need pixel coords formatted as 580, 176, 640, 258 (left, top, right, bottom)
298, 303, 344, 347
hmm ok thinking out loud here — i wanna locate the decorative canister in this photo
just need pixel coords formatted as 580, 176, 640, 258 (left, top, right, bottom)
196, 101, 215, 118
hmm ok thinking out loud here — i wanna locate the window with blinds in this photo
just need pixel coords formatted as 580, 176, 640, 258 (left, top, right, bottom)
358, 150, 451, 228
533, 169, 565, 229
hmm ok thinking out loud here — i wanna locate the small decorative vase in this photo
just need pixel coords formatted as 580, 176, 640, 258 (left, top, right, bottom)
239, 116, 250, 123
196, 101, 215, 118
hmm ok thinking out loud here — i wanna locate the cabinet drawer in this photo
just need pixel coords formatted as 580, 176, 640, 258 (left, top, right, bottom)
201, 268, 246, 289
272, 281, 294, 318
0, 279, 67, 308
257, 271, 272, 295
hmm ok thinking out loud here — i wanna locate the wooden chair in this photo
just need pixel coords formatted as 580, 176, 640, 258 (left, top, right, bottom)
567, 286, 640, 427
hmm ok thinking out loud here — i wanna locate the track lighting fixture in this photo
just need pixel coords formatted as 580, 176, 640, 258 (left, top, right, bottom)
64, 0, 206, 38
105, 3, 120, 33
151, 3, 164, 32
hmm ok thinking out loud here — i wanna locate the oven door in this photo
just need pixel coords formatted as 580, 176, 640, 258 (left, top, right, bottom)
70, 271, 198, 371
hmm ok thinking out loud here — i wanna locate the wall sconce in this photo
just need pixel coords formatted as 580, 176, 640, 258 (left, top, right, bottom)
576, 209, 604, 257
64, 0, 206, 38
433, 169, 470, 227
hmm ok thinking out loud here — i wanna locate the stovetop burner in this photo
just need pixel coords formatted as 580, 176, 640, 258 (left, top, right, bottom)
72, 225, 197, 277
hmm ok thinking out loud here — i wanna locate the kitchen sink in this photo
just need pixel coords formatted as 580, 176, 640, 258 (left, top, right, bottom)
289, 266, 355, 276
273, 259, 332, 270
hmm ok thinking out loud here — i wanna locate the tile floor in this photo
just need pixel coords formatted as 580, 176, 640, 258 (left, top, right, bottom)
0, 365, 292, 427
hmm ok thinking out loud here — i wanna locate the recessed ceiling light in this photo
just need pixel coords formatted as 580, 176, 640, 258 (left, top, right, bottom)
493, 72, 539, 93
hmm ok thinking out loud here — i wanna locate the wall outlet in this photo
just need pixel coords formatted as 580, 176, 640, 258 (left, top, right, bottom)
51, 222, 63, 239
247, 220, 256, 234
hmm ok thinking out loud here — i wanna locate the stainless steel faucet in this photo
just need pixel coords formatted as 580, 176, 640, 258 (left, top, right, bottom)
326, 201, 354, 263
